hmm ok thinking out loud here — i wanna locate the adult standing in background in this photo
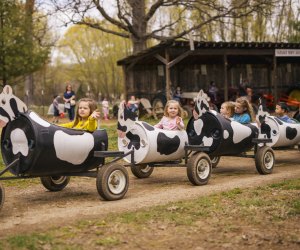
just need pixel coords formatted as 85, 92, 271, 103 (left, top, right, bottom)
208, 81, 218, 103
63, 83, 76, 121
238, 79, 248, 97
173, 86, 182, 102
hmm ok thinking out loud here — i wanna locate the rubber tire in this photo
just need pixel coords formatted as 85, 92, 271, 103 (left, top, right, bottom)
131, 164, 154, 178
0, 182, 5, 212
210, 156, 221, 168
255, 146, 275, 175
96, 163, 129, 201
187, 153, 212, 185
40, 176, 70, 192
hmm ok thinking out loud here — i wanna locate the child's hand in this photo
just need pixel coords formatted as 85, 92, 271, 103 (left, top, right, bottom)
91, 111, 101, 119
176, 116, 183, 130
176, 116, 181, 125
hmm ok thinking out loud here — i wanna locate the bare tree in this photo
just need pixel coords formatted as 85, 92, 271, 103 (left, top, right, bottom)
49, 0, 279, 53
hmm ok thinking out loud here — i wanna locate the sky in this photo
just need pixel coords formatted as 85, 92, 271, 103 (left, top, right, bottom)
38, 0, 116, 64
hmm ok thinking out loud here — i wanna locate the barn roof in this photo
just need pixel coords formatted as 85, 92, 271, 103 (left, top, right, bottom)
117, 41, 300, 66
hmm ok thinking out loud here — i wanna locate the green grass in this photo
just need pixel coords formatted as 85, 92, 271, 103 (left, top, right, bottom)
95, 237, 120, 247
3, 234, 53, 250
269, 180, 300, 190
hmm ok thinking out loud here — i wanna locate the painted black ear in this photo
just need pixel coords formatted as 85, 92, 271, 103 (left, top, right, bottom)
194, 104, 199, 114
117, 122, 127, 132
10, 98, 20, 117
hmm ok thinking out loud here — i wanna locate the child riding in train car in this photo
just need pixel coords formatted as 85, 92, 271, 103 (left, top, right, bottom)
220, 101, 235, 120
154, 100, 184, 131
275, 102, 298, 124
60, 98, 101, 132
232, 97, 255, 124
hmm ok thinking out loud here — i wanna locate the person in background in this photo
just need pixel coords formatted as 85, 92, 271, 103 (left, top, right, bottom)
208, 96, 218, 112
102, 97, 109, 120
63, 83, 76, 121
238, 80, 248, 97
52, 95, 60, 123
232, 97, 255, 124
220, 101, 235, 119
275, 102, 297, 123
208, 81, 218, 103
173, 86, 182, 102
127, 95, 140, 113
246, 86, 253, 103
60, 98, 100, 132
155, 100, 184, 130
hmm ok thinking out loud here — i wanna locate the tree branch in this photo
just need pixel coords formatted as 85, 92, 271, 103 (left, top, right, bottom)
75, 21, 130, 38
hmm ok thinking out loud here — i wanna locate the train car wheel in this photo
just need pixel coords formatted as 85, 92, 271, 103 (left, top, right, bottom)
0, 182, 5, 212
187, 153, 212, 185
130, 164, 154, 178
255, 146, 275, 175
40, 176, 70, 192
210, 156, 221, 168
97, 163, 129, 201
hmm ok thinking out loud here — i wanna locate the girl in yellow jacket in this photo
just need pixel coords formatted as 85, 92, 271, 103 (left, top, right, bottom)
60, 98, 100, 132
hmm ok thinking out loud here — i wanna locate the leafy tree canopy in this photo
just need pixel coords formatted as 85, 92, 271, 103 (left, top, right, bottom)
0, 0, 51, 85
57, 21, 131, 99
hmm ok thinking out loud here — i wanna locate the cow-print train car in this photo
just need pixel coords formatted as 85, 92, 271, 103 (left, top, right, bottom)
117, 100, 211, 186
0, 85, 129, 212
187, 90, 275, 174
118, 89, 276, 188
257, 104, 300, 148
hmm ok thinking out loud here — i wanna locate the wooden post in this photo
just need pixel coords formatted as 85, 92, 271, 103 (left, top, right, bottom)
272, 54, 277, 103
165, 49, 171, 100
122, 65, 127, 100
224, 54, 228, 101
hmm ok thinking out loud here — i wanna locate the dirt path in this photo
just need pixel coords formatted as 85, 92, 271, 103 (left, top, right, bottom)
1, 149, 300, 236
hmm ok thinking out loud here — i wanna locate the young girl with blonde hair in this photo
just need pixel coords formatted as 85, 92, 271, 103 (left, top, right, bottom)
155, 100, 184, 130
232, 97, 255, 124
220, 101, 235, 119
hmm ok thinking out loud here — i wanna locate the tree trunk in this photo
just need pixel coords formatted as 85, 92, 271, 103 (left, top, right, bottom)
0, 10, 6, 85
128, 0, 147, 53
24, 0, 34, 105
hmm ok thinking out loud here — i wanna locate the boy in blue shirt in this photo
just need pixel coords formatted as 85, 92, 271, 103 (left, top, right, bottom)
275, 102, 296, 123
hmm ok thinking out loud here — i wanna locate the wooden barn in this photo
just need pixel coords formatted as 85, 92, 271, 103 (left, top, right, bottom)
117, 41, 300, 109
